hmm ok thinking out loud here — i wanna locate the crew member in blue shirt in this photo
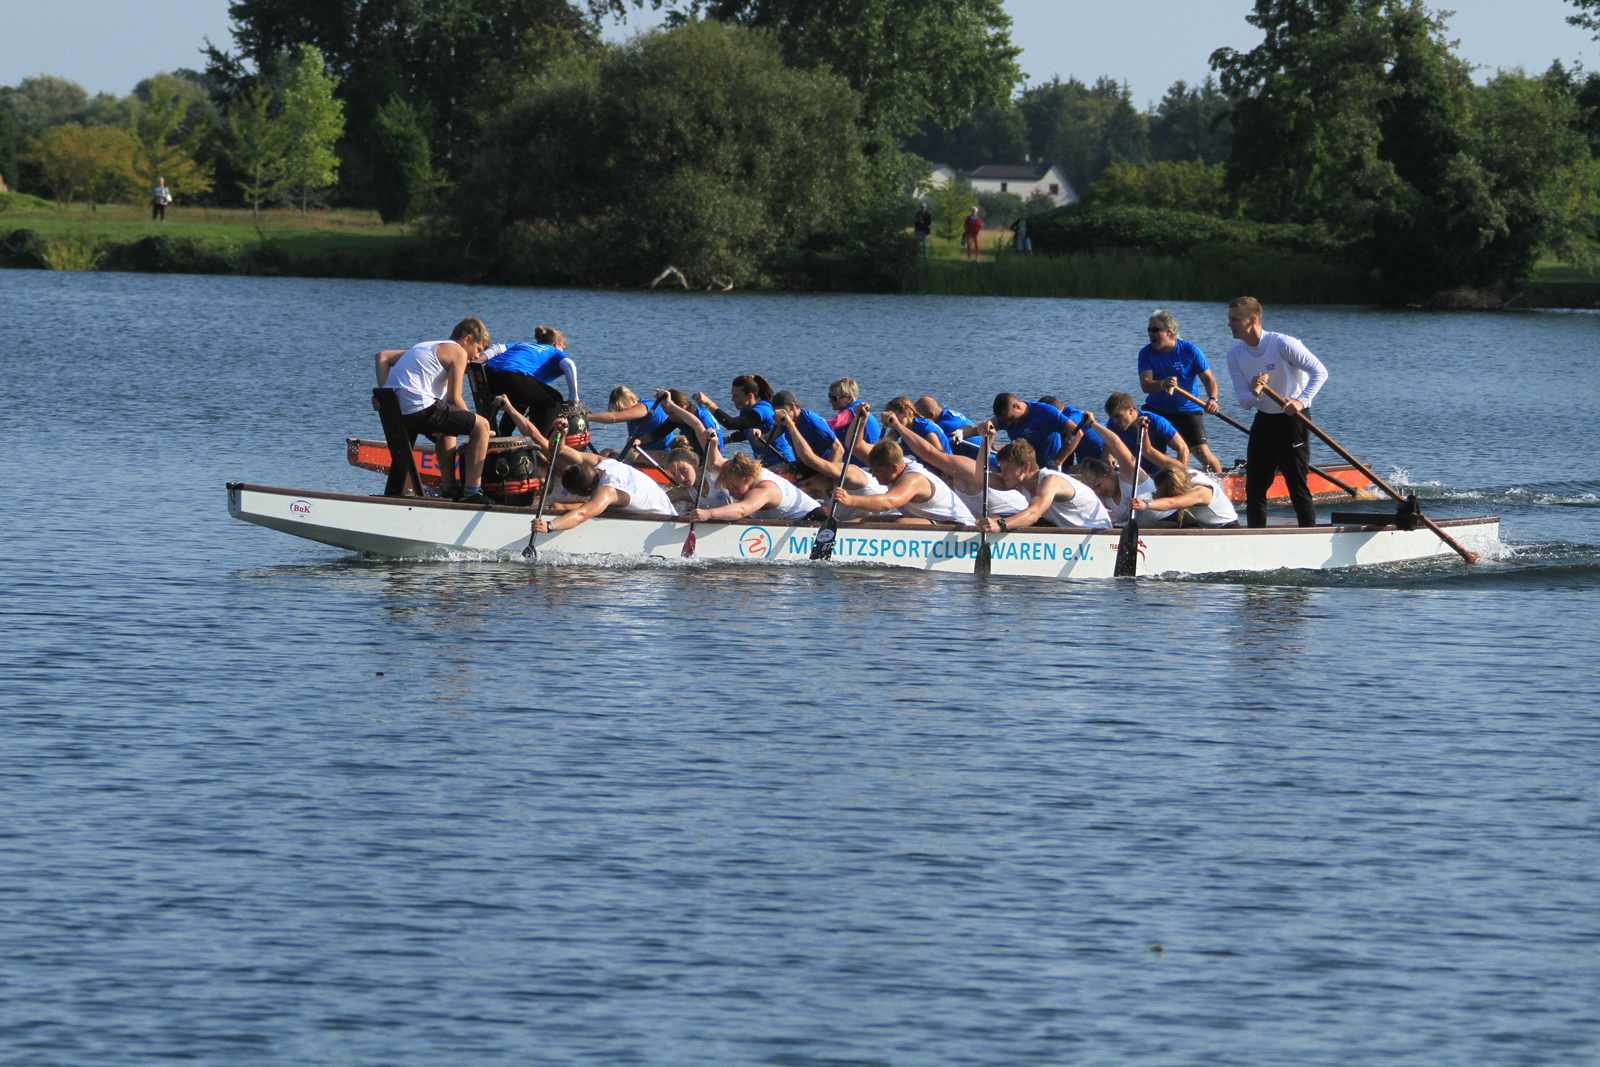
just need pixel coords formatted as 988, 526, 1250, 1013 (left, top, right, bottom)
481, 325, 578, 437
989, 393, 1103, 468
694, 374, 797, 467
653, 388, 724, 461
827, 377, 882, 467
1138, 308, 1224, 472
915, 395, 981, 458
764, 390, 841, 479
884, 396, 954, 453
1105, 391, 1189, 475
587, 385, 677, 458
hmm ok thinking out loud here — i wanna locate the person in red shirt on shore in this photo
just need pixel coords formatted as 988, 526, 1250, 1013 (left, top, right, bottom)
962, 206, 983, 262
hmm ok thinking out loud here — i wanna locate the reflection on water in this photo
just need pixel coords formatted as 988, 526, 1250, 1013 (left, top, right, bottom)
2, 271, 1598, 1067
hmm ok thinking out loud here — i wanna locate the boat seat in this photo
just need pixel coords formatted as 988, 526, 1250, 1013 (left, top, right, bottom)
465, 363, 499, 427
372, 388, 427, 498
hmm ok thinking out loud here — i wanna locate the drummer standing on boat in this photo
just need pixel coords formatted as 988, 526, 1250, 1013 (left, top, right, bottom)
1138, 308, 1224, 473
373, 317, 495, 505
1225, 297, 1328, 528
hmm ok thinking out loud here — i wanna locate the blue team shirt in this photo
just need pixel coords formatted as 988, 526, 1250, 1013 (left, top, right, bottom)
683, 405, 724, 459
781, 408, 839, 462
1138, 339, 1209, 414
627, 403, 674, 449
1004, 402, 1103, 466
485, 342, 568, 386
843, 400, 882, 468
908, 415, 953, 453
747, 400, 796, 464
934, 407, 975, 436
1109, 412, 1179, 474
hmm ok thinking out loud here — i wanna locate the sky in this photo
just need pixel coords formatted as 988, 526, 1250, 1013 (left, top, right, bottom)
2, 0, 1596, 107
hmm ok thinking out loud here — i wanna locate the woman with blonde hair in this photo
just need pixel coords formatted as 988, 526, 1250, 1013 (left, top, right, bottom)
482, 325, 578, 437
685, 452, 824, 524
586, 385, 678, 459
1130, 466, 1240, 528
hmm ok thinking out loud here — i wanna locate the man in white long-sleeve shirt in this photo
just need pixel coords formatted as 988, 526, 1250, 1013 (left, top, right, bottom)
1224, 296, 1328, 527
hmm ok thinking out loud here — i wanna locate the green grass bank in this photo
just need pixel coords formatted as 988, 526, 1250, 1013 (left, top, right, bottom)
4, 196, 1595, 306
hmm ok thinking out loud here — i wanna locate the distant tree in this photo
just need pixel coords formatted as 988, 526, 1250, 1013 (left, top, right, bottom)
226, 84, 289, 218
1022, 187, 1057, 216
24, 124, 139, 208
130, 79, 214, 199
1088, 159, 1231, 214
368, 95, 435, 224
1147, 76, 1232, 164
975, 188, 1024, 227
0, 75, 90, 132
280, 45, 344, 215
450, 21, 873, 285
680, 0, 1022, 137
80, 92, 136, 130
1017, 76, 1148, 193
904, 103, 1030, 170
0, 107, 20, 190
927, 175, 979, 240
1210, 0, 1390, 224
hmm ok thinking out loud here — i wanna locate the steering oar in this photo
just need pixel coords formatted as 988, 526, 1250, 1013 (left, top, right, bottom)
1165, 383, 1361, 498
1252, 382, 1479, 564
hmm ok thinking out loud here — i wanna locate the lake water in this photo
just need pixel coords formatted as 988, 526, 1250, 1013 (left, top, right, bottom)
2, 270, 1597, 1066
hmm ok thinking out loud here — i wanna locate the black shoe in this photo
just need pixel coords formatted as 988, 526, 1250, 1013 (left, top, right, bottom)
458, 492, 494, 507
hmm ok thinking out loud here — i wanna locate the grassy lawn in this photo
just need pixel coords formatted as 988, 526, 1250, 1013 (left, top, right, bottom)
0, 198, 427, 267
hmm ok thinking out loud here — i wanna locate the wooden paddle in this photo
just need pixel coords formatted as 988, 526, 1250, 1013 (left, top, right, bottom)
1252, 382, 1479, 564
681, 444, 715, 558
976, 426, 994, 574
522, 429, 566, 560
1165, 383, 1361, 497
1113, 418, 1149, 578
624, 440, 688, 488
811, 402, 871, 561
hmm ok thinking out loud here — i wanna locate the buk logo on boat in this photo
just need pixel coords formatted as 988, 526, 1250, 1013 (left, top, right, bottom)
289, 499, 315, 517
738, 526, 776, 558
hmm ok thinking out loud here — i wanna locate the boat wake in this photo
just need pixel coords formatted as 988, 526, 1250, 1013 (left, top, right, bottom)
1385, 467, 1600, 507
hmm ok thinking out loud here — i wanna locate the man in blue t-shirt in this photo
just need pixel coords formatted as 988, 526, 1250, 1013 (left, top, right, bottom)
1137, 308, 1223, 472
1105, 391, 1189, 475
990, 393, 1103, 469
915, 395, 981, 458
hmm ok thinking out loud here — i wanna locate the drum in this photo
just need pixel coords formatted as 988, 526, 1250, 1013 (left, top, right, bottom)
482, 437, 541, 505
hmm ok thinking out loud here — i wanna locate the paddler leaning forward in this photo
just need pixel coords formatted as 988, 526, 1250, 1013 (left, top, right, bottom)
977, 440, 1112, 533
686, 449, 827, 524
530, 416, 676, 534
879, 408, 1029, 520
830, 440, 977, 526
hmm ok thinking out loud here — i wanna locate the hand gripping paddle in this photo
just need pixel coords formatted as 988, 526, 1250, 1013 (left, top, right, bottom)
1113, 418, 1148, 578
811, 403, 871, 561
523, 429, 567, 560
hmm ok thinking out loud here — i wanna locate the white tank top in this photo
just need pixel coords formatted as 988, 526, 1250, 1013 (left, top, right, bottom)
387, 339, 452, 415
899, 459, 976, 525
1107, 473, 1173, 524
1177, 471, 1239, 526
954, 481, 1030, 519
751, 470, 822, 521
596, 459, 675, 515
1036, 470, 1112, 529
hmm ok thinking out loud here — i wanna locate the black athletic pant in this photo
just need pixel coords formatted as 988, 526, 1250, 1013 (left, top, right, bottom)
1246, 410, 1316, 527
483, 368, 563, 437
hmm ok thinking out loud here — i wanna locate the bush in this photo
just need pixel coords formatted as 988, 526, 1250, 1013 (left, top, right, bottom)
0, 191, 56, 213
975, 189, 1024, 227
1028, 203, 1347, 258
0, 227, 47, 267
1088, 159, 1230, 215
450, 21, 874, 287
102, 234, 240, 273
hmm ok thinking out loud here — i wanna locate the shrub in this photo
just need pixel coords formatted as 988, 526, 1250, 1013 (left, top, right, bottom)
975, 189, 1024, 227
451, 21, 873, 287
0, 227, 47, 267
1028, 203, 1347, 258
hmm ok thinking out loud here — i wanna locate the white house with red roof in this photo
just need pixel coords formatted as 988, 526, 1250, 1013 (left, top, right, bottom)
968, 161, 1078, 206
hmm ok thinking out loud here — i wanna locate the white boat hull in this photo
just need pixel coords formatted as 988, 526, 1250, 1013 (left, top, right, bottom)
228, 484, 1501, 578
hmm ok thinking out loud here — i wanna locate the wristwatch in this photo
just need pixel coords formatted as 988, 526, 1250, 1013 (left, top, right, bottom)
997, 517, 1008, 532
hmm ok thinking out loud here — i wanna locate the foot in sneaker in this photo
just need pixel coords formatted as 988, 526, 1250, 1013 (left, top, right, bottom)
458, 492, 494, 507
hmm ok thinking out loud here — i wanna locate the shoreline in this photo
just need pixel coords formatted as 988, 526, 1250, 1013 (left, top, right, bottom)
4, 204, 1596, 308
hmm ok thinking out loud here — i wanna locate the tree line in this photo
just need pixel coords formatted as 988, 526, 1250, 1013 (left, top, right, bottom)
2, 0, 1597, 302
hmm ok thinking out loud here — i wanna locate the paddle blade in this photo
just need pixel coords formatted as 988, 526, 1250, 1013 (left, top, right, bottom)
1113, 519, 1139, 578
976, 539, 992, 575
682, 528, 697, 557
810, 520, 838, 561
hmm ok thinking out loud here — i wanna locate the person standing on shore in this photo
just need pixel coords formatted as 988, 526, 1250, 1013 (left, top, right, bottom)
962, 206, 983, 262
151, 178, 172, 221
914, 204, 932, 256
1009, 210, 1030, 255
1138, 308, 1224, 473
1224, 297, 1329, 527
